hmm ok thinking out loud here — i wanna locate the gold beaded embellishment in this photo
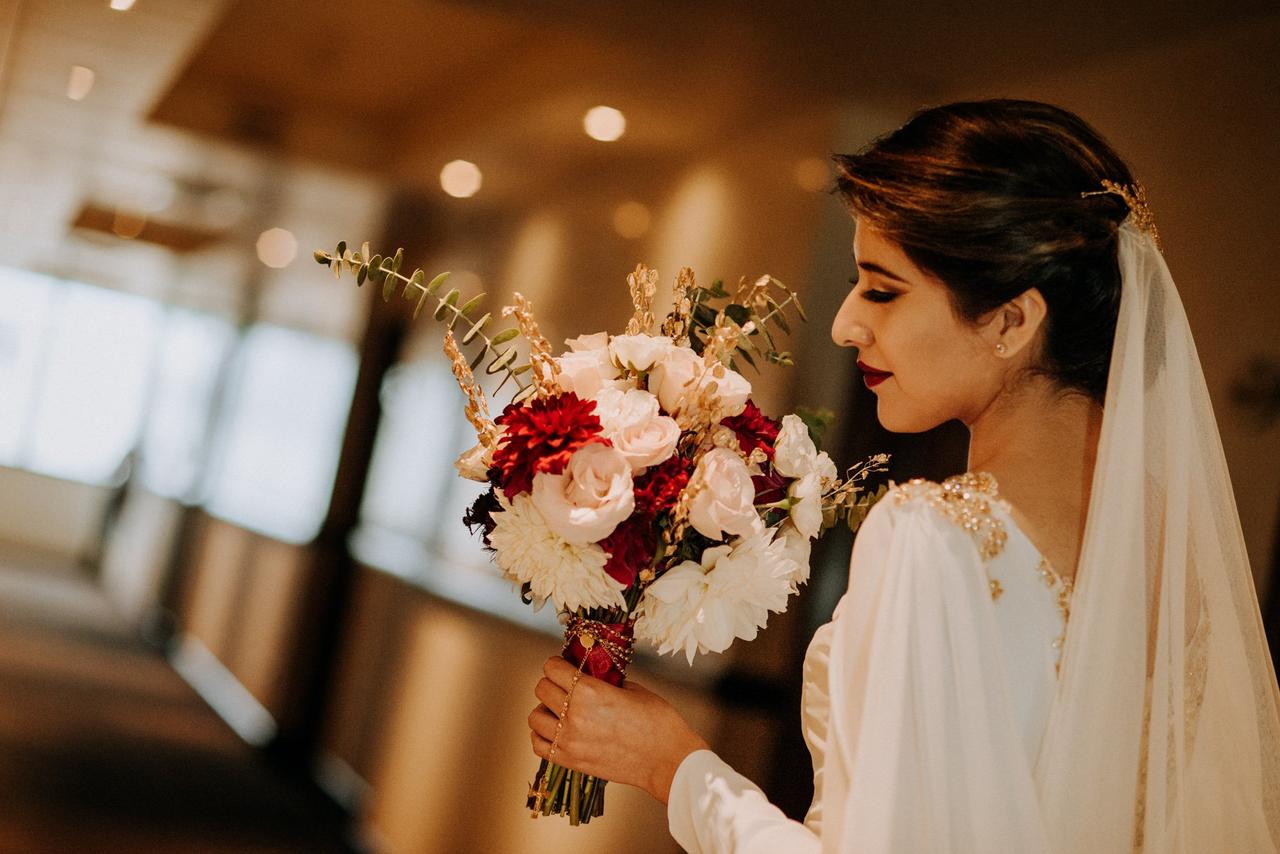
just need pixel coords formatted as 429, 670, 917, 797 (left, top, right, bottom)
891, 472, 1007, 600
1036, 556, 1075, 675
1081, 179, 1163, 252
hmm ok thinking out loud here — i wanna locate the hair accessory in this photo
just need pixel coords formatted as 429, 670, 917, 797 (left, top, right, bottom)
1081, 179, 1162, 252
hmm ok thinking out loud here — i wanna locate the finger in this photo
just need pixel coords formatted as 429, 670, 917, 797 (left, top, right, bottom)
530, 729, 552, 759
535, 677, 569, 715
542, 656, 579, 689
527, 705, 560, 742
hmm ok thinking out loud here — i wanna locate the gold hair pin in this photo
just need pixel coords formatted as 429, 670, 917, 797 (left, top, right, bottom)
1081, 179, 1162, 252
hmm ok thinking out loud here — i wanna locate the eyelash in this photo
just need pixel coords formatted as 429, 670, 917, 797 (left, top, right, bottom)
848, 276, 898, 303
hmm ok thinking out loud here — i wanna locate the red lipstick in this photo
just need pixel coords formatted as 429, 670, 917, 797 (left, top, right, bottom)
857, 360, 893, 389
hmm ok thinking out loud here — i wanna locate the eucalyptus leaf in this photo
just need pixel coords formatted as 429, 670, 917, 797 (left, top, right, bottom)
486, 347, 519, 373
459, 293, 484, 315
382, 275, 396, 303
426, 271, 450, 294
356, 264, 368, 286
461, 312, 491, 345
490, 327, 520, 346
414, 291, 429, 320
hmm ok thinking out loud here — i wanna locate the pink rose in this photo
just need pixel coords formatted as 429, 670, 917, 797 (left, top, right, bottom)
594, 388, 681, 470
530, 443, 635, 544
556, 334, 620, 398
648, 346, 751, 417
687, 447, 763, 541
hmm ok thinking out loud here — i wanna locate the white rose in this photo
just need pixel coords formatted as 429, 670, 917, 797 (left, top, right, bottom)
609, 334, 673, 372
648, 345, 703, 414
703, 362, 751, 417
454, 442, 491, 482
774, 522, 813, 586
788, 471, 824, 538
687, 447, 763, 541
613, 415, 680, 470
530, 443, 635, 544
565, 332, 610, 352
556, 346, 620, 399
774, 414, 819, 478
592, 387, 657, 434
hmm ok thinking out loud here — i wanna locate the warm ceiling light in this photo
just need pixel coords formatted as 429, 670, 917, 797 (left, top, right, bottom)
66, 65, 95, 101
612, 201, 650, 240
256, 227, 298, 268
794, 157, 832, 193
583, 106, 625, 142
112, 209, 146, 240
109, 0, 137, 9
440, 160, 482, 198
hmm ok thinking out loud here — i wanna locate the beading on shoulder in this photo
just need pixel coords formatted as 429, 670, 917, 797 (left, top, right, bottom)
887, 473, 1009, 600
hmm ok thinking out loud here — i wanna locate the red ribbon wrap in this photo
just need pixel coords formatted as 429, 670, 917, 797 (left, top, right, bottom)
562, 619, 633, 687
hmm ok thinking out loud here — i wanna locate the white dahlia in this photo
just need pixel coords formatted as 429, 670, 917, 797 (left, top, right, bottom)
635, 529, 798, 664
488, 493, 626, 612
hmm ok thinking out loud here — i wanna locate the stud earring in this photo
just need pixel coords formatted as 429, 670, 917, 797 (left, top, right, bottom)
995, 342, 1008, 355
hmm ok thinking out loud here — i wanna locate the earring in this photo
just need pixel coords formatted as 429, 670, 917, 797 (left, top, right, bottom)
995, 342, 1008, 355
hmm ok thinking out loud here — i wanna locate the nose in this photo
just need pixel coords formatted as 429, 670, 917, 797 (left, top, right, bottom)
831, 290, 874, 348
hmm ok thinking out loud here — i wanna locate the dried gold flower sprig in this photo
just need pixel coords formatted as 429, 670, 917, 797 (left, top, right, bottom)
503, 292, 561, 400
315, 240, 531, 398
443, 330, 500, 451
661, 267, 696, 346
625, 264, 659, 336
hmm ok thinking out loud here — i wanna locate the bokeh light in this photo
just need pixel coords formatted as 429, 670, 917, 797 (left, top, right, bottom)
612, 201, 650, 239
440, 160, 482, 198
583, 106, 626, 142
256, 227, 298, 268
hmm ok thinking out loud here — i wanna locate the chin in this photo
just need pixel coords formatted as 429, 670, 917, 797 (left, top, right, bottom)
876, 397, 948, 434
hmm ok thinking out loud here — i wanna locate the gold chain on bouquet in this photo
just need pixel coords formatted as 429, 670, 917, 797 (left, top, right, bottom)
528, 617, 635, 816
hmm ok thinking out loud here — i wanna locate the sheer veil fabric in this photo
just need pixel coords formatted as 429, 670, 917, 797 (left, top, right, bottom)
1033, 220, 1280, 852
818, 220, 1280, 853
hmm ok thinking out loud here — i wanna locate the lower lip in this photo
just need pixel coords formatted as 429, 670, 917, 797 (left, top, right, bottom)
863, 372, 891, 389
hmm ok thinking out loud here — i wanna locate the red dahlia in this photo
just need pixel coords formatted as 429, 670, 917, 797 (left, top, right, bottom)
492, 392, 605, 497
722, 399, 781, 460
600, 516, 655, 587
633, 455, 691, 518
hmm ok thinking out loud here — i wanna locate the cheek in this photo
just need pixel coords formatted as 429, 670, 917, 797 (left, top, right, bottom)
874, 313, 988, 431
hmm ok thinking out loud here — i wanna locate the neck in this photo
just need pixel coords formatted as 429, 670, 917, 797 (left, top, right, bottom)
966, 379, 1103, 578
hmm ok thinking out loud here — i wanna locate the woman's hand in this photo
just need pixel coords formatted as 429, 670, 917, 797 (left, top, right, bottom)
529, 656, 709, 805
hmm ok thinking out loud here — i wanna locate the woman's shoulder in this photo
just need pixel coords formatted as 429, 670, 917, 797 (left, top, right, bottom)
861, 472, 1011, 563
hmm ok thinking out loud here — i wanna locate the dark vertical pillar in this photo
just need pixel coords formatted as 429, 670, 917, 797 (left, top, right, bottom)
271, 189, 440, 762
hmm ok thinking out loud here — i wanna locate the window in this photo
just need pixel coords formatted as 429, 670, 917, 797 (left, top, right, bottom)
203, 324, 358, 543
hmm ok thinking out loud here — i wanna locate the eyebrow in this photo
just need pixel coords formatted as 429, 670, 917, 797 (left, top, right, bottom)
856, 261, 910, 284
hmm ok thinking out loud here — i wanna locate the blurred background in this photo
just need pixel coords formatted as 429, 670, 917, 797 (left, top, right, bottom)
0, 1, 1277, 852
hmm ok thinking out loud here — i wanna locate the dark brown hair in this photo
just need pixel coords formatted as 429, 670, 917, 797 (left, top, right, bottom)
833, 99, 1134, 401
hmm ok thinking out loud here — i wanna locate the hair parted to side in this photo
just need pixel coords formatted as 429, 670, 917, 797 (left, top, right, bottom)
833, 99, 1136, 401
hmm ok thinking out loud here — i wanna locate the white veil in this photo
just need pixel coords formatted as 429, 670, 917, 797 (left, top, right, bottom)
1033, 219, 1280, 852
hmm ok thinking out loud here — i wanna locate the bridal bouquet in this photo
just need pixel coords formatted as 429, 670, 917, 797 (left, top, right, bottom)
315, 243, 888, 824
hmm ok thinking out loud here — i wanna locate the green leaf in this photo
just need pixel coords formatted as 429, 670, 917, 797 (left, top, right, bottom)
707, 279, 729, 298
433, 299, 450, 321
461, 312, 491, 345
336, 240, 347, 258
511, 362, 533, 375
734, 345, 758, 371
356, 264, 368, 286
792, 293, 808, 322
486, 347, 519, 374
413, 291, 429, 320
771, 310, 791, 335
459, 293, 484, 315
313, 250, 331, 265
368, 254, 383, 273
469, 348, 486, 371
391, 248, 404, 272
410, 268, 426, 288
382, 274, 396, 303
692, 303, 717, 325
724, 304, 750, 326
443, 289, 462, 328
512, 384, 537, 404
490, 327, 520, 346
426, 271, 450, 294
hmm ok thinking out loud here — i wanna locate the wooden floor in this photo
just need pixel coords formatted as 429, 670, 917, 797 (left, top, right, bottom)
0, 557, 355, 854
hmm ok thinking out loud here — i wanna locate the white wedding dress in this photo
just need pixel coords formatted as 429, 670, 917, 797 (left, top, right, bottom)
667, 473, 1073, 854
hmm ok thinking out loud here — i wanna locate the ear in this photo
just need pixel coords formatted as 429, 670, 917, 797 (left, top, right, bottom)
983, 288, 1047, 358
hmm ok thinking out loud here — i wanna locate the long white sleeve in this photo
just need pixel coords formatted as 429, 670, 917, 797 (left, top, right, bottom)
667, 749, 820, 854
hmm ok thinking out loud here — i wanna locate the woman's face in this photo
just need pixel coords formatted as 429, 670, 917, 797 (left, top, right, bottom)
830, 223, 1006, 432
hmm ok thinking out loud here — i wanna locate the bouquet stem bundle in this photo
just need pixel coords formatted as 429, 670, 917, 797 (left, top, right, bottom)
527, 612, 634, 824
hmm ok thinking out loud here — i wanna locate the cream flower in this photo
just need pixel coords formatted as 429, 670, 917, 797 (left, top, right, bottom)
454, 442, 491, 482
556, 334, 621, 399
648, 345, 703, 414
593, 387, 680, 470
635, 529, 797, 663
488, 493, 626, 612
530, 443, 635, 544
788, 470, 825, 538
774, 521, 813, 586
774, 414, 837, 481
702, 362, 751, 418
687, 447, 763, 541
609, 334, 673, 372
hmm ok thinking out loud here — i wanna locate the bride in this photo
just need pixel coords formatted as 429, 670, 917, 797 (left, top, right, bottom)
527, 100, 1280, 853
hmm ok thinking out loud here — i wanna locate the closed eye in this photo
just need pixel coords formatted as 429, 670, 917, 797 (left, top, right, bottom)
861, 288, 898, 304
